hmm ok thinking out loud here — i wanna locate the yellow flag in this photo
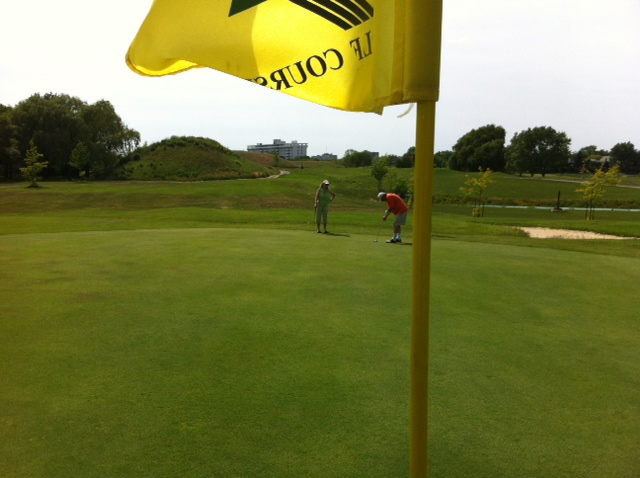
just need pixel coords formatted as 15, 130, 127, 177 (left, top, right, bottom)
126, 0, 441, 113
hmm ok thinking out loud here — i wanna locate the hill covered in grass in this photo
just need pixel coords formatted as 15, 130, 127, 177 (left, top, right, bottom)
235, 151, 301, 169
120, 136, 275, 181
235, 151, 342, 170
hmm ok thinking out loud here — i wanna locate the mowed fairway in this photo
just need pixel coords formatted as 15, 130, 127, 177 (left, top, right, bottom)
1, 225, 639, 477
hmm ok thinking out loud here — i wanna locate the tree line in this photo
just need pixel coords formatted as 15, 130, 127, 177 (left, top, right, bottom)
3, 93, 638, 182
341, 147, 415, 168
0, 93, 140, 180
340, 124, 639, 176
434, 124, 639, 176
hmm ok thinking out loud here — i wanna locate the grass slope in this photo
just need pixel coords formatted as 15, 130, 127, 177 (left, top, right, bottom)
1, 228, 638, 477
120, 137, 273, 181
1, 170, 639, 257
434, 169, 640, 207
235, 151, 302, 170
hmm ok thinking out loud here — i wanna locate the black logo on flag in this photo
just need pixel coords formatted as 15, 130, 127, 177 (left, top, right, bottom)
229, 0, 268, 16
229, 0, 374, 30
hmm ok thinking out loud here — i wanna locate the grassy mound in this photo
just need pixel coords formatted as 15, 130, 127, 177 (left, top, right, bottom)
120, 136, 274, 181
235, 152, 341, 170
235, 151, 300, 169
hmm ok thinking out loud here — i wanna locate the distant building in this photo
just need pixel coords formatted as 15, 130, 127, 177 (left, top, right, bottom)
247, 139, 308, 160
311, 153, 338, 161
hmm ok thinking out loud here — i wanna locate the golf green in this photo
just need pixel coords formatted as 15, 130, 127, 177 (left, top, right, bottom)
1, 227, 638, 477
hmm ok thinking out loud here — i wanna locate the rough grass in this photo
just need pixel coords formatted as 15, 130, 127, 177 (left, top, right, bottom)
2, 172, 639, 257
4, 167, 639, 211
235, 151, 301, 170
434, 169, 640, 207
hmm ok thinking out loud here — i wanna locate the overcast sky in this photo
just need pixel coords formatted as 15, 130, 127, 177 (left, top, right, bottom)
1, 0, 639, 157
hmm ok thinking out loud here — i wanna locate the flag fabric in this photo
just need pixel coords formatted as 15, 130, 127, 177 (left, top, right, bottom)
126, 0, 441, 113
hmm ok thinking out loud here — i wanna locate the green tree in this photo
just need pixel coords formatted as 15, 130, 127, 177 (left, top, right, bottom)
0, 105, 20, 179
459, 168, 494, 217
505, 126, 570, 176
342, 150, 373, 167
396, 146, 415, 168
577, 165, 621, 220
384, 169, 410, 199
450, 124, 506, 172
11, 94, 85, 177
371, 157, 389, 191
20, 142, 48, 187
10, 93, 140, 179
610, 142, 638, 174
569, 145, 606, 173
2, 139, 21, 180
81, 100, 140, 178
69, 141, 92, 177
379, 153, 400, 167
434, 150, 452, 168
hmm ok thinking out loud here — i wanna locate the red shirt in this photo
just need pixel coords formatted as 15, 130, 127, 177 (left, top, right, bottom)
385, 193, 408, 215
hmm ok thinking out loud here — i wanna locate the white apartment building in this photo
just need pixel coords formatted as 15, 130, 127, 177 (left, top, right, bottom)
247, 139, 308, 160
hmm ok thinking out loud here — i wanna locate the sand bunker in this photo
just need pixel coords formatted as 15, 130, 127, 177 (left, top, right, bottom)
520, 227, 635, 240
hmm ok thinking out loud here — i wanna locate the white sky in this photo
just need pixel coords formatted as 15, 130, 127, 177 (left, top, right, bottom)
1, 0, 639, 157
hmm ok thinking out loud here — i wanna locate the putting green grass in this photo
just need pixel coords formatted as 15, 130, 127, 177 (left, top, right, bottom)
1, 227, 638, 477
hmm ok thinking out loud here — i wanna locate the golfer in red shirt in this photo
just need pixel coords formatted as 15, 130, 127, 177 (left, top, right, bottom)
378, 192, 409, 243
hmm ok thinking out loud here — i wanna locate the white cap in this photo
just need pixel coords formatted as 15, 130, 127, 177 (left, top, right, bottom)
377, 192, 386, 201
322, 179, 330, 185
